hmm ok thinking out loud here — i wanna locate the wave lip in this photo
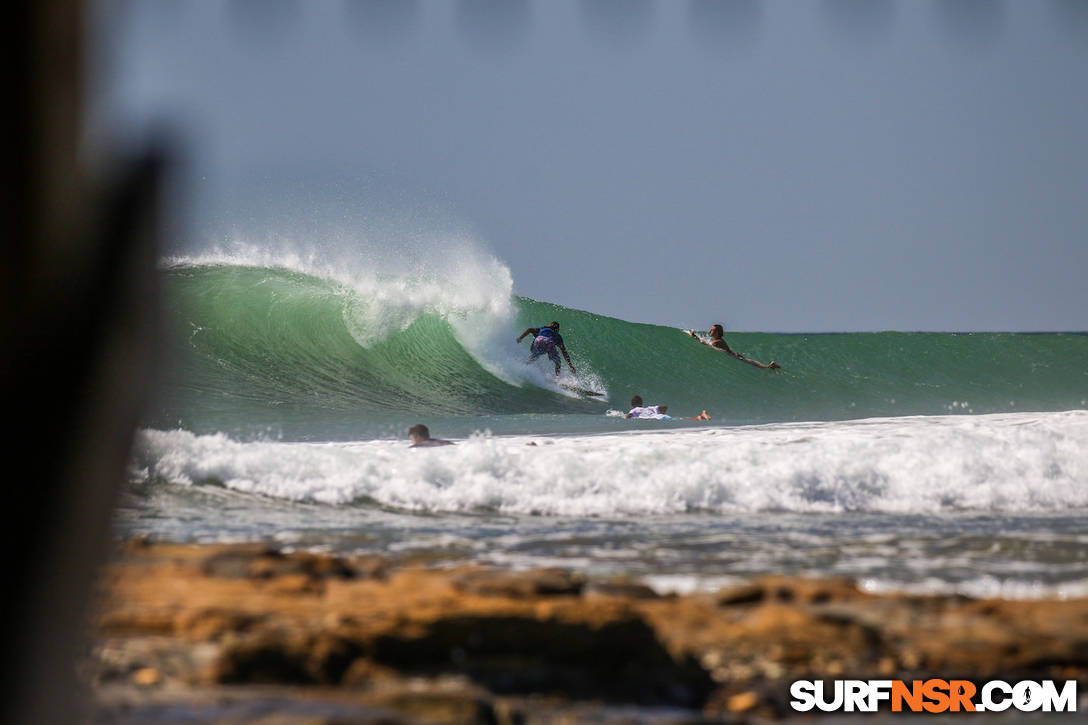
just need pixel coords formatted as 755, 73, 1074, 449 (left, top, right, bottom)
132, 411, 1088, 516
164, 239, 516, 346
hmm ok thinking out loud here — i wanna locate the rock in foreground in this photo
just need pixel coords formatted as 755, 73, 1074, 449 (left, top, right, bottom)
88, 542, 1088, 723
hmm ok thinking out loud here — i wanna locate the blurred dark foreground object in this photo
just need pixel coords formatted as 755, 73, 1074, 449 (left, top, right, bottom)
2, 2, 165, 723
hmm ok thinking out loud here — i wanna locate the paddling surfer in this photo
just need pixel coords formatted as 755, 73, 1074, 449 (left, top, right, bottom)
687, 324, 781, 370
517, 321, 575, 376
625, 395, 710, 421
407, 424, 454, 448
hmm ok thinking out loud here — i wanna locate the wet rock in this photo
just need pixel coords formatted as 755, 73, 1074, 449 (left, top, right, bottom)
200, 544, 279, 579
725, 689, 758, 713
206, 629, 314, 685
715, 583, 765, 606
176, 608, 265, 640
583, 578, 660, 599
367, 686, 499, 725
369, 614, 713, 707
206, 629, 365, 686
90, 543, 1088, 722
201, 545, 360, 582
130, 667, 160, 686
716, 575, 864, 607
450, 567, 584, 598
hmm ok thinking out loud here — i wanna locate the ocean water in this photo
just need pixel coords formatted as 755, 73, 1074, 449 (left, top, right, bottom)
121, 245, 1088, 598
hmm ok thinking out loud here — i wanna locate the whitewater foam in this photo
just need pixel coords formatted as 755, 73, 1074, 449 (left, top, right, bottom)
132, 411, 1088, 516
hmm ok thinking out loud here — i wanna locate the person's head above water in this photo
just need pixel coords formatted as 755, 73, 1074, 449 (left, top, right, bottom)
408, 423, 454, 447
630, 395, 643, 408
709, 324, 724, 338
547, 321, 560, 330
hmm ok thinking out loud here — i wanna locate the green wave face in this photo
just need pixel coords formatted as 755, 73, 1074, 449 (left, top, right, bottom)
151, 264, 1088, 439
157, 265, 592, 424
516, 298, 1088, 420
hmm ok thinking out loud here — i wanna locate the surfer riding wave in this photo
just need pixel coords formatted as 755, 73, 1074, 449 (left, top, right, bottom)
517, 321, 575, 376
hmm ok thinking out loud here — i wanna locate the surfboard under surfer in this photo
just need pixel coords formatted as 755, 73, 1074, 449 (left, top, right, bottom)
517, 321, 575, 376
625, 395, 710, 421
686, 324, 781, 370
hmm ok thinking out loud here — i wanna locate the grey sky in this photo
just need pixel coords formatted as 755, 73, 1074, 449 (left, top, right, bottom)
90, 1, 1088, 331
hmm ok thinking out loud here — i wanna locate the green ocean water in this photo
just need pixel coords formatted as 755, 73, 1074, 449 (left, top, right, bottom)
146, 263, 1088, 440
125, 260, 1088, 600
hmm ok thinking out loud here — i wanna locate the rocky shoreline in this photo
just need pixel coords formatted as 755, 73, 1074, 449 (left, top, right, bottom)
86, 540, 1088, 723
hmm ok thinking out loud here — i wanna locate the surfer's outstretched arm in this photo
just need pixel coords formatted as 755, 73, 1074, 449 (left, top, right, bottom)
726, 349, 780, 369
516, 327, 540, 344
737, 356, 781, 370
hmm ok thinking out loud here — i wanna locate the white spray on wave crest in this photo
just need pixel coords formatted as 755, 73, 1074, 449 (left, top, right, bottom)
133, 411, 1088, 516
162, 227, 584, 390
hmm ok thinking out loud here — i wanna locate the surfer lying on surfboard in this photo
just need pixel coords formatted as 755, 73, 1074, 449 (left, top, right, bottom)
625, 395, 711, 421
686, 324, 781, 370
517, 321, 575, 376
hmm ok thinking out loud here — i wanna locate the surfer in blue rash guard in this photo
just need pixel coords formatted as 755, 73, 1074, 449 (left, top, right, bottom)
517, 321, 575, 376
